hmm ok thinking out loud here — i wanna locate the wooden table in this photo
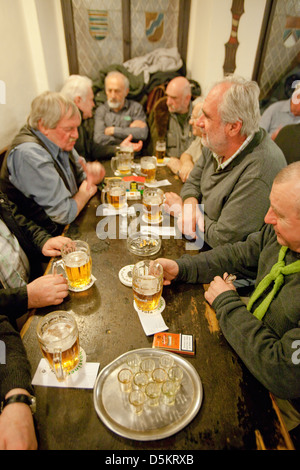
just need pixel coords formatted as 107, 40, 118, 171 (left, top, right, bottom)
21, 161, 293, 451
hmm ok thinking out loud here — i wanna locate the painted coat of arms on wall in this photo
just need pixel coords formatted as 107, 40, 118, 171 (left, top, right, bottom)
145, 12, 164, 42
88, 10, 108, 40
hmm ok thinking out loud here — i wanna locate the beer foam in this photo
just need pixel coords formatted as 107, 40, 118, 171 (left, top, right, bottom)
65, 251, 89, 268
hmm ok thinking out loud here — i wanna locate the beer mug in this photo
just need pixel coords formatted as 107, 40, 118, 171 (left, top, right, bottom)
116, 144, 134, 160
140, 156, 156, 183
155, 140, 166, 164
36, 311, 80, 381
111, 152, 133, 176
52, 240, 92, 291
132, 260, 163, 312
143, 188, 164, 223
101, 178, 126, 210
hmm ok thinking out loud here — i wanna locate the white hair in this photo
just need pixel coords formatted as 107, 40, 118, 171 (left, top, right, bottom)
61, 75, 93, 101
215, 75, 261, 136
27, 91, 81, 129
104, 71, 129, 91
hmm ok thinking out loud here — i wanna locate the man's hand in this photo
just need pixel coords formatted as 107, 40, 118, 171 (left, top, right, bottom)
179, 161, 194, 182
204, 273, 237, 305
104, 126, 115, 136
177, 197, 204, 238
0, 389, 37, 450
42, 236, 71, 257
27, 274, 69, 309
163, 192, 183, 218
121, 134, 143, 153
155, 258, 179, 285
79, 159, 105, 187
130, 120, 147, 128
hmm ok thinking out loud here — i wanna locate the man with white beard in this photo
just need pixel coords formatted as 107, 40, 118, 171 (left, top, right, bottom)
164, 76, 286, 250
93, 71, 148, 157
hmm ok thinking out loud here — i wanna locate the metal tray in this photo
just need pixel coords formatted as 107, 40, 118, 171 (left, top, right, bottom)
93, 348, 203, 441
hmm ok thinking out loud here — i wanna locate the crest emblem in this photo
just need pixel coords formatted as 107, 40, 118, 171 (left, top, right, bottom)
88, 10, 108, 41
145, 12, 164, 42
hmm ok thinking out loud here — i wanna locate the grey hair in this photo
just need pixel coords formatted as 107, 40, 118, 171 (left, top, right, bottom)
61, 75, 93, 101
216, 75, 261, 136
105, 71, 130, 91
27, 91, 81, 129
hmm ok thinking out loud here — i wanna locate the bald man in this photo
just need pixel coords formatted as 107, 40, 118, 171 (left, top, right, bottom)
165, 76, 194, 157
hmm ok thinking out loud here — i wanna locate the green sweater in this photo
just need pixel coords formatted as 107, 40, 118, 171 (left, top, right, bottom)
180, 129, 286, 247
176, 224, 300, 408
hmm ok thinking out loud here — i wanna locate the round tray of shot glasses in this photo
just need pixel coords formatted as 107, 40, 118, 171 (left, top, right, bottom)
93, 348, 203, 441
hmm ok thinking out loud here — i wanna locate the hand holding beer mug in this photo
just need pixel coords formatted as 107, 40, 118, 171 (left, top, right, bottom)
132, 260, 163, 312
155, 140, 166, 164
140, 156, 156, 183
143, 188, 164, 224
111, 152, 133, 176
36, 311, 80, 381
52, 240, 92, 291
101, 178, 127, 210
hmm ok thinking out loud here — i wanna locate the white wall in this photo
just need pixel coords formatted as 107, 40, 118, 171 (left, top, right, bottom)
0, 0, 267, 150
187, 0, 267, 96
0, 0, 69, 150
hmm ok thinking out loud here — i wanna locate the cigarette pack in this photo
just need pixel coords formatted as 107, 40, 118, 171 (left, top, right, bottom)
152, 332, 195, 356
123, 176, 145, 199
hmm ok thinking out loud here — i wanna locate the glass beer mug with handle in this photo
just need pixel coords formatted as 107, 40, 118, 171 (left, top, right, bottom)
101, 178, 127, 210
52, 240, 92, 291
132, 260, 163, 312
36, 311, 80, 382
143, 187, 164, 224
111, 152, 133, 176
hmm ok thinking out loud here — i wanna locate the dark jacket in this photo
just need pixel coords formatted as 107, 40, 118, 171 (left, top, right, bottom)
0, 191, 51, 325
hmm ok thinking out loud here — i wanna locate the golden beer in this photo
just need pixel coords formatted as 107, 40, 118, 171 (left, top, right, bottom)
132, 260, 164, 312
155, 140, 166, 163
40, 335, 79, 374
64, 250, 91, 289
141, 162, 156, 182
143, 188, 164, 223
107, 186, 126, 209
133, 276, 163, 311
140, 156, 157, 183
156, 149, 166, 164
117, 163, 131, 176
37, 311, 80, 381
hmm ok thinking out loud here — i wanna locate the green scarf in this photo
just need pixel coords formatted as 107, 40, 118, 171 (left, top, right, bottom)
247, 246, 300, 321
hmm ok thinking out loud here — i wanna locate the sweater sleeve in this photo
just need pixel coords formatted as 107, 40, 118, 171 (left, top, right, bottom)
212, 290, 300, 399
0, 315, 34, 400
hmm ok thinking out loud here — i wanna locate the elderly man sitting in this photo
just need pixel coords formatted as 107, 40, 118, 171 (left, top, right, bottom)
1, 91, 105, 235
157, 162, 300, 449
164, 75, 286, 249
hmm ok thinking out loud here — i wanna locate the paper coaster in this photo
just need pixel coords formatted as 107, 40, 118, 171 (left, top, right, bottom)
119, 265, 134, 287
133, 297, 166, 315
68, 274, 96, 292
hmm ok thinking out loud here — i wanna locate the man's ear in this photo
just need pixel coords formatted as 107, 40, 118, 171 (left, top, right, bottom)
74, 96, 82, 108
37, 118, 49, 136
227, 120, 243, 137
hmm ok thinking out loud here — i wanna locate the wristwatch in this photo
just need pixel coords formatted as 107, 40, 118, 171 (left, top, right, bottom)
1, 394, 36, 414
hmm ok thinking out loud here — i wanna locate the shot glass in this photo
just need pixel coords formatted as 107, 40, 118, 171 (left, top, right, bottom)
161, 380, 178, 406
152, 367, 168, 388
140, 358, 155, 377
117, 368, 133, 393
129, 389, 146, 415
159, 354, 174, 371
145, 382, 161, 407
126, 353, 141, 373
168, 366, 184, 391
133, 371, 149, 391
